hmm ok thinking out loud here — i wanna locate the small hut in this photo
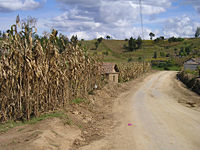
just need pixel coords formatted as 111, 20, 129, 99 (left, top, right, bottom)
184, 58, 200, 71
102, 63, 119, 83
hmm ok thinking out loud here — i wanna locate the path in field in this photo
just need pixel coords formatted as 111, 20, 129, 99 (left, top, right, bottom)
79, 71, 200, 150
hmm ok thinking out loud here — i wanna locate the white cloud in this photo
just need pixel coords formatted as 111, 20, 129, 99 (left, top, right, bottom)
48, 0, 171, 39
0, 0, 44, 12
163, 15, 200, 38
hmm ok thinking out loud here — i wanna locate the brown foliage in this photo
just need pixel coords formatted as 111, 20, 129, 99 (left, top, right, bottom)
118, 62, 151, 82
0, 20, 102, 122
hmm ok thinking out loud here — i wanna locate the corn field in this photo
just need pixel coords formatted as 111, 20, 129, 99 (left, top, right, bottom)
0, 18, 103, 122
118, 62, 151, 82
0, 17, 151, 123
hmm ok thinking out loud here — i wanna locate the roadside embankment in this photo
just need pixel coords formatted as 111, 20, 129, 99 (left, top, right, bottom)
177, 71, 200, 95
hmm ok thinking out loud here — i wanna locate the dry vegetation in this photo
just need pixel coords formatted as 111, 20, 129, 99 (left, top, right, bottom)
0, 17, 151, 123
0, 18, 103, 122
118, 62, 151, 82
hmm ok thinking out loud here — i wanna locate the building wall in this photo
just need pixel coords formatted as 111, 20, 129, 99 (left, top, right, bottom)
184, 64, 198, 71
108, 74, 118, 83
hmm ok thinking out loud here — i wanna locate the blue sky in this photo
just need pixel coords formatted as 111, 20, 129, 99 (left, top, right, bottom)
0, 0, 200, 40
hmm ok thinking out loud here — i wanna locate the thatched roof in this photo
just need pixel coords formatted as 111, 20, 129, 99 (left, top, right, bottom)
102, 63, 119, 74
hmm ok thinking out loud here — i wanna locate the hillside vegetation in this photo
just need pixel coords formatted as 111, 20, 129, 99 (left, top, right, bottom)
81, 38, 200, 66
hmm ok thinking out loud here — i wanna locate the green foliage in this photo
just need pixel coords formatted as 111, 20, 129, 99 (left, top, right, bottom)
72, 98, 85, 104
127, 37, 142, 51
154, 36, 165, 43
185, 46, 191, 55
136, 36, 142, 49
128, 37, 137, 51
138, 57, 142, 61
106, 35, 111, 40
95, 37, 104, 50
179, 47, 187, 56
168, 37, 184, 43
102, 51, 109, 56
128, 57, 133, 62
151, 60, 180, 71
197, 65, 200, 77
160, 52, 165, 57
149, 32, 155, 40
195, 27, 200, 38
153, 51, 157, 59
0, 112, 67, 133
97, 37, 103, 43
81, 37, 200, 64
95, 41, 99, 50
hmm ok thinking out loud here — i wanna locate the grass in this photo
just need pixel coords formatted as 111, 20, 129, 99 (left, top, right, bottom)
152, 65, 181, 71
71, 98, 85, 104
82, 38, 200, 63
0, 111, 67, 133
184, 70, 199, 77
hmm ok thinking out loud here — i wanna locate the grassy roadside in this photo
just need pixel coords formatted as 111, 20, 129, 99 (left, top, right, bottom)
152, 65, 181, 71
0, 111, 68, 133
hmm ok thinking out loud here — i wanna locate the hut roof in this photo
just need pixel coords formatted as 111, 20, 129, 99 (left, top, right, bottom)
102, 63, 119, 74
184, 58, 200, 65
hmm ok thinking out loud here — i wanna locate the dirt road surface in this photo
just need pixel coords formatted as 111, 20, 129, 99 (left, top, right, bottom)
80, 71, 200, 150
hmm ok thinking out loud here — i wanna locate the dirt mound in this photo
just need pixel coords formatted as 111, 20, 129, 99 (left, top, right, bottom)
0, 118, 81, 150
174, 72, 200, 109
177, 71, 200, 95
0, 79, 132, 150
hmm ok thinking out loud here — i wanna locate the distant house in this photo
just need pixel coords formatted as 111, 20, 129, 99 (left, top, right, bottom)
102, 63, 119, 83
184, 58, 200, 71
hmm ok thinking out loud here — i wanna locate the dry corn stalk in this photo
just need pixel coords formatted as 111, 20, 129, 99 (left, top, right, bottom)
118, 62, 151, 82
0, 17, 103, 122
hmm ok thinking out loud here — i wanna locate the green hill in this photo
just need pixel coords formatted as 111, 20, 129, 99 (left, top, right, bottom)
81, 38, 200, 64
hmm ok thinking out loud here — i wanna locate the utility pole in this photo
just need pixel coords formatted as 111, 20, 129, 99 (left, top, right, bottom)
138, 0, 145, 72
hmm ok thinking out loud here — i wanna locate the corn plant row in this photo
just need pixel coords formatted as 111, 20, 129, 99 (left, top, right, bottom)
118, 62, 151, 82
0, 22, 102, 122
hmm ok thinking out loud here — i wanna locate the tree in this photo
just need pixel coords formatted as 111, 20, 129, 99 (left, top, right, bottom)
185, 46, 191, 55
160, 36, 164, 40
95, 41, 99, 50
0, 30, 2, 37
97, 37, 103, 43
153, 51, 157, 59
94, 37, 103, 50
149, 32, 155, 40
136, 36, 142, 49
179, 47, 186, 57
160, 52, 165, 57
195, 27, 200, 38
128, 37, 136, 51
106, 35, 111, 40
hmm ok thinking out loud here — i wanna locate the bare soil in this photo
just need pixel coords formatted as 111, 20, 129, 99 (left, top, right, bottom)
79, 71, 200, 150
0, 71, 200, 150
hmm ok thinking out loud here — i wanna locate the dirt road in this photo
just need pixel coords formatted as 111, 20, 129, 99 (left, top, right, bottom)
80, 71, 200, 150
